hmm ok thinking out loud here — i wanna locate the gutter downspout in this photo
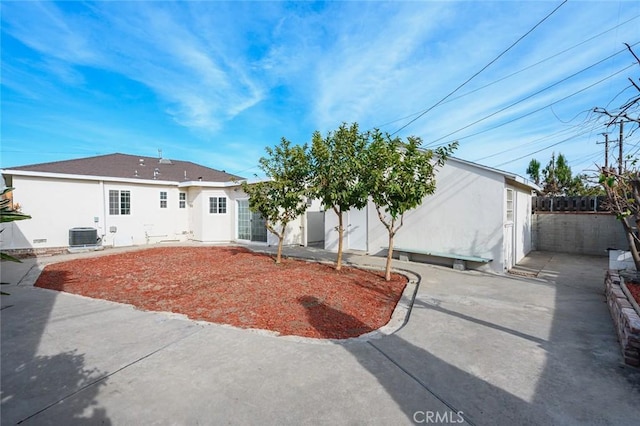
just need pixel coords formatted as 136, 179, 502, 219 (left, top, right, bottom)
100, 181, 107, 245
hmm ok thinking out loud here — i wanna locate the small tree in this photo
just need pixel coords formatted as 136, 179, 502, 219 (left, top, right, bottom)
1, 187, 31, 263
595, 43, 640, 269
600, 167, 640, 270
1, 187, 31, 295
566, 173, 604, 196
310, 122, 369, 271
541, 152, 572, 196
241, 138, 310, 264
526, 159, 541, 186
529, 152, 602, 196
364, 131, 457, 280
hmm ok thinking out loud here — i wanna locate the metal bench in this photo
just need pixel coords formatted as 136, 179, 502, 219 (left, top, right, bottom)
390, 247, 492, 271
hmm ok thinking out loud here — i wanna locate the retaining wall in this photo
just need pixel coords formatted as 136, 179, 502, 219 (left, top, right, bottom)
533, 213, 627, 256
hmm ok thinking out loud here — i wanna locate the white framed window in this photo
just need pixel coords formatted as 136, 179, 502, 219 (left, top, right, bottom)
209, 196, 227, 214
160, 191, 167, 208
506, 189, 514, 222
179, 192, 186, 209
109, 190, 131, 215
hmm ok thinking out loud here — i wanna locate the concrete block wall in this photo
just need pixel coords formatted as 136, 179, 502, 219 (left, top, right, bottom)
605, 271, 640, 367
533, 213, 628, 256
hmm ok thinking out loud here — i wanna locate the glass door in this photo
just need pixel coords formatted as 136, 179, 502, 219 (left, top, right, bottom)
237, 199, 267, 242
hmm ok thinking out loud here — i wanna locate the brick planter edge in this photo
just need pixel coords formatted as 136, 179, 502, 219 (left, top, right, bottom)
605, 270, 640, 367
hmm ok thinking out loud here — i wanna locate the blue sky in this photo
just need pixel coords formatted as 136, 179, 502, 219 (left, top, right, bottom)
1, 1, 639, 179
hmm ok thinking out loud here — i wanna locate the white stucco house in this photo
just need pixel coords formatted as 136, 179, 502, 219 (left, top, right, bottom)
3, 152, 534, 273
324, 157, 538, 274
0, 153, 320, 254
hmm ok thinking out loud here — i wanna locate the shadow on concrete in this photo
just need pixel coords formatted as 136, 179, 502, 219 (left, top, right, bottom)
299, 295, 547, 425
412, 297, 547, 347
1, 263, 111, 425
527, 253, 640, 423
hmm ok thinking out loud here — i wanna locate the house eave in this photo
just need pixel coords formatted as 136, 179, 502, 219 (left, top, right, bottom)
3, 169, 185, 186
178, 180, 243, 188
446, 157, 540, 191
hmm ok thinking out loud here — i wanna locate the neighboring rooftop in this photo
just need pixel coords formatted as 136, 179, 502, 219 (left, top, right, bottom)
2, 153, 244, 183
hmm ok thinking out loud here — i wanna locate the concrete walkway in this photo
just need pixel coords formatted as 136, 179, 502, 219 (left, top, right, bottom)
1, 246, 639, 425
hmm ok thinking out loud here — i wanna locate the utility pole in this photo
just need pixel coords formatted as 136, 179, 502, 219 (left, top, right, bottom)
597, 133, 609, 171
619, 120, 624, 175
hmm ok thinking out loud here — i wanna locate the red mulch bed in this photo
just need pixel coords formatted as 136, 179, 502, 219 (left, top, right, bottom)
627, 282, 640, 307
35, 246, 407, 339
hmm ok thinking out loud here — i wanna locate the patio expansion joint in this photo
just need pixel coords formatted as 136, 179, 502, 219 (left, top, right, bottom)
16, 326, 204, 424
366, 340, 477, 426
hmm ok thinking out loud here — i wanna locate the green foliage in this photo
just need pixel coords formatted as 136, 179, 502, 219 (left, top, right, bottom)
365, 131, 457, 221
310, 122, 370, 270
526, 159, 541, 185
310, 122, 369, 213
599, 168, 640, 269
1, 187, 32, 293
364, 131, 457, 280
554, 153, 572, 190
531, 152, 601, 196
1, 188, 30, 224
241, 138, 310, 264
566, 173, 605, 196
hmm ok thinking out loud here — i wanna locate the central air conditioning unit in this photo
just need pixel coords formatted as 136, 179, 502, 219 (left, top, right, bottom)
69, 227, 98, 247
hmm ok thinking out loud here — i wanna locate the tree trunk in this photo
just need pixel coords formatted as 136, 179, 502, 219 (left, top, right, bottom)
276, 236, 284, 264
623, 216, 640, 270
385, 233, 394, 281
336, 209, 344, 271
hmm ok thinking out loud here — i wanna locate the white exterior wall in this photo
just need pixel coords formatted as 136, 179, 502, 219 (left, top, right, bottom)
0, 175, 190, 250
514, 186, 533, 264
188, 188, 204, 241
1, 176, 102, 249
102, 182, 189, 247
266, 216, 303, 247
189, 187, 236, 242
1, 173, 315, 251
324, 160, 510, 273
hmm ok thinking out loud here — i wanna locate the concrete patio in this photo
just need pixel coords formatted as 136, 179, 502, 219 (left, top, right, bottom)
1, 246, 639, 425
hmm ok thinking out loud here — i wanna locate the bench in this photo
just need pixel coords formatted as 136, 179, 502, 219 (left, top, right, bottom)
389, 247, 492, 271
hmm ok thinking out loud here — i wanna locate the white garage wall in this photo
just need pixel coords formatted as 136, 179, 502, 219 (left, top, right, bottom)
514, 185, 533, 263
324, 159, 508, 273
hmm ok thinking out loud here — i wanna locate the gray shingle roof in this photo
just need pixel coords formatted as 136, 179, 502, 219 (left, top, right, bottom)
4, 153, 244, 183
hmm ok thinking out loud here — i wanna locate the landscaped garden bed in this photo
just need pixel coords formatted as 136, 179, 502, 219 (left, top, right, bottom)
35, 246, 408, 339
626, 281, 640, 307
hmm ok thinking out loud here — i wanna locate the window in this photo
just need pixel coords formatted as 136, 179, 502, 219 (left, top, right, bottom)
209, 196, 227, 214
109, 190, 119, 215
506, 189, 514, 222
109, 190, 131, 215
160, 191, 167, 208
179, 192, 186, 209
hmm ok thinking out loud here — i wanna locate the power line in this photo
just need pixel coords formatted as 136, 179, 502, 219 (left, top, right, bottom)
473, 114, 598, 162
430, 63, 635, 149
388, 0, 568, 136
493, 130, 592, 168
375, 13, 639, 131
425, 45, 639, 147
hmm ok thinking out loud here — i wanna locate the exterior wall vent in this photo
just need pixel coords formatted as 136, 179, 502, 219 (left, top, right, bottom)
69, 227, 98, 247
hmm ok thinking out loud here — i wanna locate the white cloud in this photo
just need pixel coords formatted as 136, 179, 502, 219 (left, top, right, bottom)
2, 1, 265, 133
